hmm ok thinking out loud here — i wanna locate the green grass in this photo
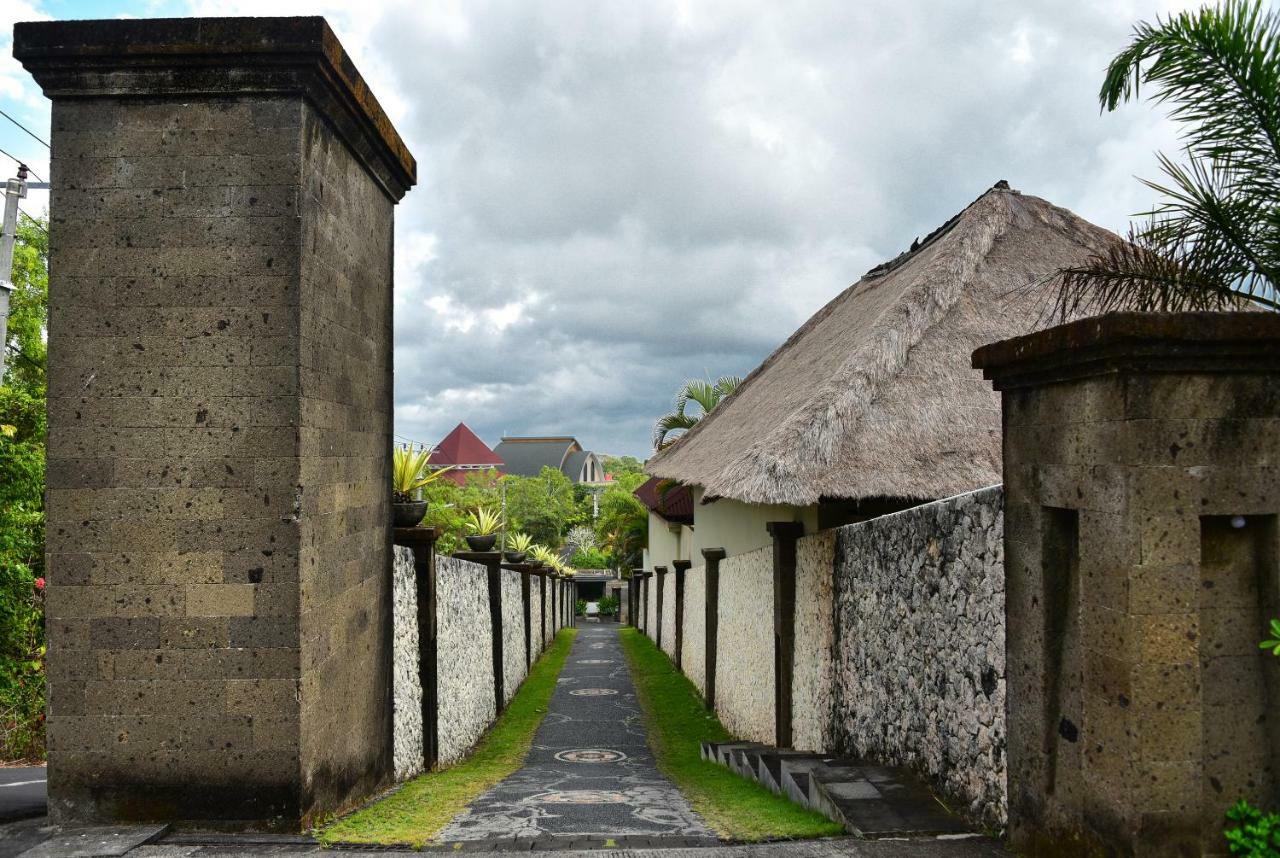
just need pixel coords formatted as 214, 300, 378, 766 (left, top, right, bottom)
619, 627, 843, 842
319, 628, 577, 848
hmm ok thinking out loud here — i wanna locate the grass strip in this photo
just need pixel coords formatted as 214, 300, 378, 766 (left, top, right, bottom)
619, 627, 843, 842
319, 627, 577, 848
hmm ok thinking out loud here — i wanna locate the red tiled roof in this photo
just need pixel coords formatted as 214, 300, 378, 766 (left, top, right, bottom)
439, 467, 503, 486
633, 476, 694, 525
429, 422, 504, 467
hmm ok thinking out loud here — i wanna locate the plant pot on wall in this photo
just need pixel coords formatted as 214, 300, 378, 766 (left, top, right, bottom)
392, 500, 427, 528
504, 551, 527, 564
465, 534, 497, 552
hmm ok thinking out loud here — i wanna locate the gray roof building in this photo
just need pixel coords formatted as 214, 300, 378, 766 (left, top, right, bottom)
493, 436, 606, 484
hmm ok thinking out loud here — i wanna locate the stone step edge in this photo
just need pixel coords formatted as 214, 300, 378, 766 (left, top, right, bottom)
700, 741, 846, 831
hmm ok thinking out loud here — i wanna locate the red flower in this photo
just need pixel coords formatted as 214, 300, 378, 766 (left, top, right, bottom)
34, 577, 45, 591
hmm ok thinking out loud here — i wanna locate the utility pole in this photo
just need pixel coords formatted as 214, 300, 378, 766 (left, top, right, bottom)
0, 166, 26, 379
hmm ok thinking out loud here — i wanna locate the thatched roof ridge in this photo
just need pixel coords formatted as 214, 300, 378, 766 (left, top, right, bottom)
646, 184, 1120, 506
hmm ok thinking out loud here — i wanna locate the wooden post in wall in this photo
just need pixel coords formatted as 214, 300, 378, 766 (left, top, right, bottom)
767, 523, 803, 749
672, 560, 691, 670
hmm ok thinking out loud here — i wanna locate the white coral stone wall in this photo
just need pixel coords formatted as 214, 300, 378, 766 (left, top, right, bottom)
436, 556, 496, 766
792, 530, 836, 752
501, 569, 526, 707
682, 565, 707, 696
392, 546, 423, 780
714, 545, 775, 743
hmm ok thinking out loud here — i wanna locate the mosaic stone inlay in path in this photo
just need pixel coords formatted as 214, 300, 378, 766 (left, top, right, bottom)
437, 625, 713, 842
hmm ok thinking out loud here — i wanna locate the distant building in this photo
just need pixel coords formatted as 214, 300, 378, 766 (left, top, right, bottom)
493, 436, 606, 484
428, 422, 504, 485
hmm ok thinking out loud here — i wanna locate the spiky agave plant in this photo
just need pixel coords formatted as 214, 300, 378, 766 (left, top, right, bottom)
529, 545, 559, 567
508, 532, 534, 554
465, 506, 503, 536
1049, 0, 1280, 319
392, 447, 453, 503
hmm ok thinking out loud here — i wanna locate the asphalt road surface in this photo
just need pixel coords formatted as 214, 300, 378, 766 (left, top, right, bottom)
0, 768, 46, 823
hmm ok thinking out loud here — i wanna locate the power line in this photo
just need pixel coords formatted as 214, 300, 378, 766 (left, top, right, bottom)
17, 210, 45, 234
0, 148, 42, 183
0, 109, 49, 150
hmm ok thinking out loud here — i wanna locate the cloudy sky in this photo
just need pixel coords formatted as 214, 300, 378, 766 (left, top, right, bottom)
1, 0, 1204, 457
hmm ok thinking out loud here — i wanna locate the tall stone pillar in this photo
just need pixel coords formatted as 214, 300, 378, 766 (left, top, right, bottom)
974, 312, 1280, 857
17, 17, 415, 828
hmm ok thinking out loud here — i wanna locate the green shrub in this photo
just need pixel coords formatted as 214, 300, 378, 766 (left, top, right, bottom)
597, 596, 619, 616
575, 599, 587, 616
1226, 800, 1280, 857
568, 547, 609, 570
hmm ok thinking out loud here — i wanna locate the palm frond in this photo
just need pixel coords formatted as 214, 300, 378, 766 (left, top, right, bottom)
1059, 1, 1280, 317
1050, 227, 1276, 321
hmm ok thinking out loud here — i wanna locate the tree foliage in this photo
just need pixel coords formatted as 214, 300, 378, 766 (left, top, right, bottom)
1052, 0, 1280, 317
1, 215, 48, 761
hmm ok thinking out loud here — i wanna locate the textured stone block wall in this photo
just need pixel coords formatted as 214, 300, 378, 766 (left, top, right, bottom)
831, 486, 1006, 827
682, 566, 707, 696
501, 570, 525, 707
295, 100, 396, 820
792, 530, 835, 752
391, 547, 422, 780
647, 573, 658, 642
43, 96, 311, 824
714, 546, 774, 743
997, 360, 1280, 856
436, 557, 495, 765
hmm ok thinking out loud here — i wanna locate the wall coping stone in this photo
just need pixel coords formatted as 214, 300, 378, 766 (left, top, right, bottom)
672, 560, 692, 572
394, 526, 438, 547
972, 311, 1280, 390
13, 16, 416, 201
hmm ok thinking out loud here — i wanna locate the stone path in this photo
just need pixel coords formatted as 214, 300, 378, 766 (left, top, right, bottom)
437, 624, 715, 846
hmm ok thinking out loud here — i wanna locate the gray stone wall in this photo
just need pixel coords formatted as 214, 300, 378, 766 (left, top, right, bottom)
714, 546, 774, 744
436, 556, 495, 766
831, 485, 1006, 828
501, 569, 525, 707
295, 98, 397, 821
792, 530, 835, 752
391, 547, 423, 780
682, 566, 707, 696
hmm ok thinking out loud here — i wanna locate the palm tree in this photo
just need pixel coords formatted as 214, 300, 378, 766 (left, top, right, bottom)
652, 375, 743, 451
1052, 0, 1280, 318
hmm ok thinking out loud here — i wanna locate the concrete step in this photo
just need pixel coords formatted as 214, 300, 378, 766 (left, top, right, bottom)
703, 742, 972, 840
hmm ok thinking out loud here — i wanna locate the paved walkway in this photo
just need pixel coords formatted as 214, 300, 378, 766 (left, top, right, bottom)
438, 624, 714, 845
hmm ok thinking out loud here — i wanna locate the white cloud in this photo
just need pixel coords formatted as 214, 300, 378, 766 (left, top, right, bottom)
0, 0, 1205, 456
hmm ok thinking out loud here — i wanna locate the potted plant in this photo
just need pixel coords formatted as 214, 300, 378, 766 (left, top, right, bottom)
464, 507, 502, 552
505, 532, 533, 564
528, 544, 556, 569
392, 447, 452, 527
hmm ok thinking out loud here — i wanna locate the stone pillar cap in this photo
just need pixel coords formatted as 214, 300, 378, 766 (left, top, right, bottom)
13, 16, 415, 201
972, 311, 1280, 390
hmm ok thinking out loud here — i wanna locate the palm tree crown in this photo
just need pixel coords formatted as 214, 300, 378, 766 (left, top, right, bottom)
1053, 0, 1280, 318
652, 375, 742, 451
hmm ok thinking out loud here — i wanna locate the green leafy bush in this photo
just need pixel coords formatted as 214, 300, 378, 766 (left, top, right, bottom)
568, 547, 609, 570
597, 596, 619, 616
575, 599, 587, 616
1226, 800, 1280, 857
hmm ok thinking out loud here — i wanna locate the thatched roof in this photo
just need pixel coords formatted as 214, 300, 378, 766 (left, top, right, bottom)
646, 184, 1119, 506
